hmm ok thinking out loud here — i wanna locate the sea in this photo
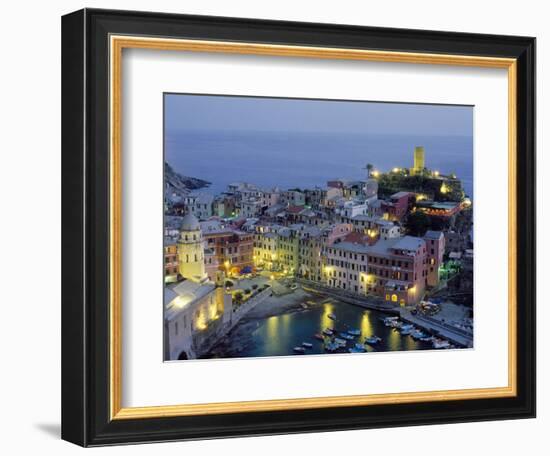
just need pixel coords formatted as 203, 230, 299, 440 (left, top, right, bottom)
165, 130, 474, 199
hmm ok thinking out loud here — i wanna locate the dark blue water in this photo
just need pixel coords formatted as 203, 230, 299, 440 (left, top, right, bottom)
213, 299, 433, 359
165, 130, 473, 198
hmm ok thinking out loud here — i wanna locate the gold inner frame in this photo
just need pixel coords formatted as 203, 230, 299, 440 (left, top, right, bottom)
109, 35, 517, 420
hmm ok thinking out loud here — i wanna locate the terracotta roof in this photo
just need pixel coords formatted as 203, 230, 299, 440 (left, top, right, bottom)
287, 205, 306, 214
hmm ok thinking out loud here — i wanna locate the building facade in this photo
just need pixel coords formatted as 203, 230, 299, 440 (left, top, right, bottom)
177, 213, 207, 283
424, 230, 445, 287
164, 282, 232, 360
323, 232, 444, 306
203, 228, 254, 276
164, 239, 178, 283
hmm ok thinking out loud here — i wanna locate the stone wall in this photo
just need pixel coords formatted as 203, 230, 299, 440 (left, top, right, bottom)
192, 286, 272, 358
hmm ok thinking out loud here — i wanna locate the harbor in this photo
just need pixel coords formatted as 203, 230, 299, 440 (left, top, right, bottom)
206, 283, 471, 359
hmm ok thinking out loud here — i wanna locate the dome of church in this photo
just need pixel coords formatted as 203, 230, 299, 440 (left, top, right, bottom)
180, 212, 200, 232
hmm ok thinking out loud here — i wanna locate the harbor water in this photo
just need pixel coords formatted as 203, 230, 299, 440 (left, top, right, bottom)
209, 298, 434, 359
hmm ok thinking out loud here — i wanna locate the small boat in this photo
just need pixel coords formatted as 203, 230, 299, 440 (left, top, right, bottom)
334, 337, 347, 346
432, 339, 451, 349
302, 342, 313, 348
348, 347, 366, 353
365, 336, 379, 345
354, 343, 367, 352
382, 316, 399, 326
300, 303, 308, 309
347, 329, 361, 336
339, 333, 355, 340
401, 328, 413, 336
328, 313, 337, 320
314, 333, 325, 341
411, 330, 427, 340
324, 342, 338, 352
323, 328, 334, 336
420, 336, 434, 342
293, 346, 306, 353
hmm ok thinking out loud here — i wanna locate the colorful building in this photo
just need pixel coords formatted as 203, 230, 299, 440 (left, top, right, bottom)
276, 227, 299, 274
177, 213, 207, 283
323, 232, 444, 305
381, 191, 414, 221
202, 225, 254, 277
164, 239, 179, 283
424, 230, 445, 287
253, 231, 278, 270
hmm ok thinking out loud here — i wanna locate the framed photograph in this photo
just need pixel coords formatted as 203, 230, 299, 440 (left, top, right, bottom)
61, 8, 536, 446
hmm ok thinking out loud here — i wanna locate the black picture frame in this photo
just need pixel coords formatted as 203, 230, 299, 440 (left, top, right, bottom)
62, 8, 536, 447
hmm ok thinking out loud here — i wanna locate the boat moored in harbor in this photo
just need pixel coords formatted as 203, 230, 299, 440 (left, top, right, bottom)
365, 336, 381, 345
432, 338, 451, 349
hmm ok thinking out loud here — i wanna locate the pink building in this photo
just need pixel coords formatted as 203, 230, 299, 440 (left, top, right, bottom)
367, 236, 427, 305
204, 247, 220, 282
324, 223, 353, 245
323, 231, 444, 305
424, 230, 445, 287
381, 191, 414, 221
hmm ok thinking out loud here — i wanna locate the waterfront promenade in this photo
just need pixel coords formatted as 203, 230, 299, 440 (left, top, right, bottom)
299, 279, 396, 313
400, 309, 473, 348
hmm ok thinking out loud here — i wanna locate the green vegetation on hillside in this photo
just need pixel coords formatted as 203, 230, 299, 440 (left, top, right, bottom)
377, 171, 464, 202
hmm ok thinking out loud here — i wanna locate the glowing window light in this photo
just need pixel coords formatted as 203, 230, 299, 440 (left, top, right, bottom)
173, 295, 192, 309
195, 311, 207, 330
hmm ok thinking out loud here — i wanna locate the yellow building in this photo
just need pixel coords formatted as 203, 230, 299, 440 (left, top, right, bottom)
410, 146, 425, 175
177, 212, 207, 283
277, 230, 299, 274
253, 232, 278, 270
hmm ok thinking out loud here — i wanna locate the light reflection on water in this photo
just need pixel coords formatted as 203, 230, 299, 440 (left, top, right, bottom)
218, 299, 433, 359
